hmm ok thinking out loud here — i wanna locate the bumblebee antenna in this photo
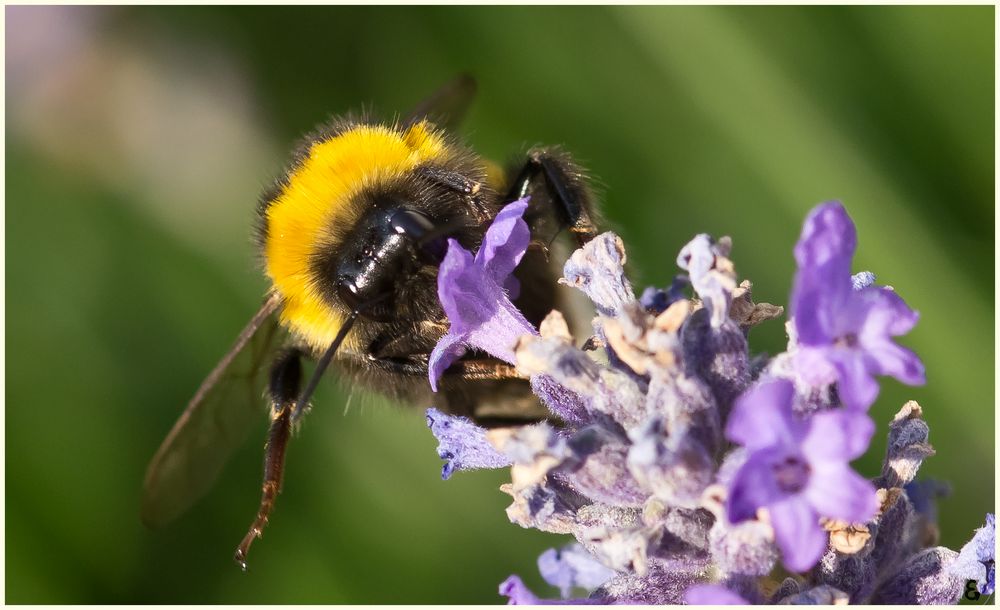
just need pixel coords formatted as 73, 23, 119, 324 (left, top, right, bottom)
290, 309, 360, 425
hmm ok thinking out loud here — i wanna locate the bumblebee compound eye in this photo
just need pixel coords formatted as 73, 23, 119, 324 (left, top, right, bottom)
388, 208, 446, 264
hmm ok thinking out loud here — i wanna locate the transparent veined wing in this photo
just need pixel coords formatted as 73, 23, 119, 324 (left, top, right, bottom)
402, 73, 477, 131
141, 294, 284, 528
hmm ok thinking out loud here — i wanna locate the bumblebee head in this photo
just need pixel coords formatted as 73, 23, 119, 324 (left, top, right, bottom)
257, 119, 483, 352
318, 203, 447, 322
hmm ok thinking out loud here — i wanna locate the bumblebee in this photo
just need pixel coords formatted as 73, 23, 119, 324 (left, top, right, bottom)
141, 76, 599, 569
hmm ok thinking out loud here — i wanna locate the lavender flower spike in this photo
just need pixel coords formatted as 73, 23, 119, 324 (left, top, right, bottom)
428, 198, 534, 391
725, 378, 879, 572
791, 201, 925, 410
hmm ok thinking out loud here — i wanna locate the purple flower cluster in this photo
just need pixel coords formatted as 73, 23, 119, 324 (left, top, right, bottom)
424, 199, 990, 604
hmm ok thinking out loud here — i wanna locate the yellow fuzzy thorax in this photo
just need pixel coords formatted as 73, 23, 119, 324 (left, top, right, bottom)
263, 121, 448, 352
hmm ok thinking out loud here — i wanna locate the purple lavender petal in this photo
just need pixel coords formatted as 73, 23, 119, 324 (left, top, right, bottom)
425, 408, 511, 479
499, 576, 542, 605
826, 348, 881, 411
476, 198, 531, 281
463, 296, 537, 363
858, 285, 920, 337
437, 238, 489, 329
725, 378, 798, 450
683, 584, 750, 605
427, 333, 465, 393
789, 203, 925, 411
428, 220, 538, 391
792, 200, 856, 292
504, 274, 522, 300
801, 410, 875, 462
803, 462, 879, 524
791, 346, 839, 388
768, 495, 827, 573
538, 543, 616, 598
865, 341, 926, 386
791, 279, 837, 346
498, 575, 598, 605
726, 449, 783, 523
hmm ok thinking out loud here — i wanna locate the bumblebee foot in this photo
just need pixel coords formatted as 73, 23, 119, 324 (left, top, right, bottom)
234, 527, 261, 571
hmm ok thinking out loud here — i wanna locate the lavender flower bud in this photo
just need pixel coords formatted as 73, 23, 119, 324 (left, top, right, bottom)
561, 426, 647, 507
877, 401, 934, 488
681, 309, 751, 419
816, 548, 877, 602
639, 274, 689, 315
776, 584, 850, 605
515, 333, 645, 428
570, 504, 654, 574
627, 415, 714, 508
677, 233, 736, 329
502, 475, 590, 535
768, 578, 800, 603
871, 547, 963, 604
656, 505, 714, 552
561, 232, 634, 318
644, 366, 721, 455
869, 487, 917, 573
591, 558, 710, 604
708, 516, 778, 577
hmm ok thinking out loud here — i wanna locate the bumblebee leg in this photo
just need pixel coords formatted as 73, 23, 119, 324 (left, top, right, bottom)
505, 148, 599, 247
364, 332, 523, 382
414, 165, 490, 220
234, 349, 302, 571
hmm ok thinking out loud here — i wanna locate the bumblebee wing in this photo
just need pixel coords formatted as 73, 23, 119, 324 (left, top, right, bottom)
141, 293, 284, 528
402, 73, 477, 131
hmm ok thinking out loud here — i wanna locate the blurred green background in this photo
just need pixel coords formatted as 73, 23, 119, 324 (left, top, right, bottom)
6, 5, 993, 604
